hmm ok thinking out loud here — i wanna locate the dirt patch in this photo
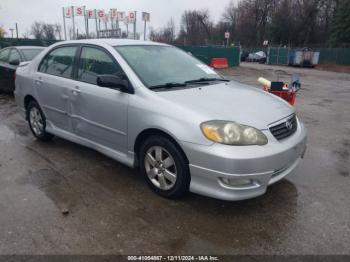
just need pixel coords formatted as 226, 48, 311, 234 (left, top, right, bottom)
316, 64, 350, 74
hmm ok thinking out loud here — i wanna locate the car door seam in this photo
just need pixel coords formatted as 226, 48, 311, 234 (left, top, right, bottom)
70, 114, 127, 136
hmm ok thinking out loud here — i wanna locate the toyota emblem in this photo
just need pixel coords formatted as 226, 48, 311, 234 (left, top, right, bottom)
285, 120, 293, 130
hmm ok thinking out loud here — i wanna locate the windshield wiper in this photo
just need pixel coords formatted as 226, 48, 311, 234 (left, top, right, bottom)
149, 82, 187, 90
185, 77, 230, 84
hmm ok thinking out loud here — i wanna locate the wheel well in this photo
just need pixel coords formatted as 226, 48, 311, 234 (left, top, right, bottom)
24, 95, 37, 120
134, 128, 189, 166
24, 95, 37, 110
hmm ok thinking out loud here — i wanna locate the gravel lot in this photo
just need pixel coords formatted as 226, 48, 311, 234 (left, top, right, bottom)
0, 62, 349, 255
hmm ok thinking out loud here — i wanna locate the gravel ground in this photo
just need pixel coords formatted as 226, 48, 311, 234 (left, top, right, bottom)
0, 62, 349, 255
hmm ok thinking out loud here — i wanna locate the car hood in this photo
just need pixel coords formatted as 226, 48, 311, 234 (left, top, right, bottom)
156, 81, 294, 130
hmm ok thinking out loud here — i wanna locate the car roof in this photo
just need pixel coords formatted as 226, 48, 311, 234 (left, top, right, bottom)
14, 46, 45, 50
56, 39, 169, 47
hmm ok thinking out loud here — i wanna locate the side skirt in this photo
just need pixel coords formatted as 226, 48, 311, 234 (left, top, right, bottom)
46, 121, 136, 168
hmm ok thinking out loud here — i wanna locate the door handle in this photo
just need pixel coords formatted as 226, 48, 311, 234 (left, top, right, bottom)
72, 86, 81, 96
35, 79, 43, 86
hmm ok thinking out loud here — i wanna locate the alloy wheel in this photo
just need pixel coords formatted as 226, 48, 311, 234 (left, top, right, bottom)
144, 146, 177, 190
29, 107, 44, 136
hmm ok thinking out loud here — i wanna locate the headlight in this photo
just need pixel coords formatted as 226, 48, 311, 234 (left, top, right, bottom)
200, 120, 268, 145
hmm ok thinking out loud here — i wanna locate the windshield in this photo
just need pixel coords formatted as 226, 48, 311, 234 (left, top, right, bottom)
114, 45, 221, 88
21, 49, 44, 61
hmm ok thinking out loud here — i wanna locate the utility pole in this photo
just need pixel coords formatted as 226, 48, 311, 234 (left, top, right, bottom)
15, 23, 18, 39
72, 6, 76, 39
133, 11, 137, 40
95, 10, 99, 38
62, 7, 67, 40
84, 6, 88, 39
86, 16, 89, 39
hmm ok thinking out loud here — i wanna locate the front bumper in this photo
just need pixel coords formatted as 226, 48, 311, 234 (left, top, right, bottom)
181, 119, 307, 201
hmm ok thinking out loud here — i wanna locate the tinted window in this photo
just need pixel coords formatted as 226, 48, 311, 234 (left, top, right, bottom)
78, 46, 124, 85
39, 46, 77, 78
22, 49, 43, 61
0, 49, 10, 63
9, 49, 21, 62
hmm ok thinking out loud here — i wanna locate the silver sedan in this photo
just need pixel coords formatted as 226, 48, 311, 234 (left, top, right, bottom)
14, 39, 307, 201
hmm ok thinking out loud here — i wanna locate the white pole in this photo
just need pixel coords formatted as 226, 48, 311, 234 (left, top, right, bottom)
62, 7, 67, 40
72, 6, 76, 39
134, 11, 137, 40
84, 6, 88, 38
95, 10, 99, 38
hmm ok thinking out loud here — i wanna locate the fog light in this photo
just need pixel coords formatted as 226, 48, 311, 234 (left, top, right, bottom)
220, 177, 259, 188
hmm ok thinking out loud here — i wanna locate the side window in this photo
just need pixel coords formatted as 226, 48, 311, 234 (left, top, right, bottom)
9, 49, 21, 62
78, 46, 124, 85
0, 49, 10, 63
38, 46, 77, 78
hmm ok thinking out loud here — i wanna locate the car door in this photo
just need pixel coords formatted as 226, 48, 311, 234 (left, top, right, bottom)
0, 48, 11, 92
36, 45, 78, 132
71, 45, 129, 153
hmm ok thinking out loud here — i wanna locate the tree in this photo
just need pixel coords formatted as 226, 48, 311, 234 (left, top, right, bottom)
30, 21, 57, 40
149, 18, 176, 43
270, 0, 296, 45
0, 26, 6, 38
42, 23, 55, 40
178, 9, 213, 45
22, 30, 30, 39
330, 0, 350, 45
30, 22, 44, 40
173, 0, 340, 47
217, 0, 339, 47
221, 1, 239, 42
54, 24, 62, 40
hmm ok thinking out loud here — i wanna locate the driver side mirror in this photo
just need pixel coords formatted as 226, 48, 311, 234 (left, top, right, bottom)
97, 75, 134, 94
9, 59, 20, 66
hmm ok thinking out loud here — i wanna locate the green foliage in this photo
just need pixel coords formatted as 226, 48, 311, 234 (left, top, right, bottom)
330, 0, 350, 45
0, 26, 6, 38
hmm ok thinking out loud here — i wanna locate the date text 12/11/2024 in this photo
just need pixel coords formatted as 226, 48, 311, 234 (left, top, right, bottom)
127, 255, 219, 261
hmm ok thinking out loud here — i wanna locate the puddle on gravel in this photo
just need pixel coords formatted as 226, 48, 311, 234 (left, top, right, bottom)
16, 168, 81, 213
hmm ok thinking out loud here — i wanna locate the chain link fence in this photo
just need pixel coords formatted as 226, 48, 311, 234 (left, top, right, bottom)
2, 38, 349, 66
242, 46, 350, 66
177, 45, 240, 67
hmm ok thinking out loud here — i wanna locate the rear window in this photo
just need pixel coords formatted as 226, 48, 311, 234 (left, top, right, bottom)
22, 49, 43, 61
0, 49, 10, 63
38, 46, 77, 79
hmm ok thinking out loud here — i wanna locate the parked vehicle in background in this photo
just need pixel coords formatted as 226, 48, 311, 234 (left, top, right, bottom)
0, 46, 44, 93
14, 39, 307, 201
246, 51, 267, 63
240, 50, 249, 62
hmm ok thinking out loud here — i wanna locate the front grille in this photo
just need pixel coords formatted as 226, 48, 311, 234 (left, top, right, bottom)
269, 115, 297, 140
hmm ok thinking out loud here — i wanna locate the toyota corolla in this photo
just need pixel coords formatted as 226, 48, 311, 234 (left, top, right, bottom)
14, 39, 307, 201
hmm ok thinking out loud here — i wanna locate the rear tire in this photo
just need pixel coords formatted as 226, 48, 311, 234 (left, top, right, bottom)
27, 100, 54, 142
139, 136, 190, 199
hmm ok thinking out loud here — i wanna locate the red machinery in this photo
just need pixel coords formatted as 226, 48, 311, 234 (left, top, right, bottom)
259, 75, 301, 106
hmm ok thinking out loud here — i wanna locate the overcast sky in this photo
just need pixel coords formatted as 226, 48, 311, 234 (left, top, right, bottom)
0, 0, 234, 39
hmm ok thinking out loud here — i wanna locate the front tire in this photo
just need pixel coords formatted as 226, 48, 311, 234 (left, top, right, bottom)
27, 100, 54, 141
139, 136, 190, 199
